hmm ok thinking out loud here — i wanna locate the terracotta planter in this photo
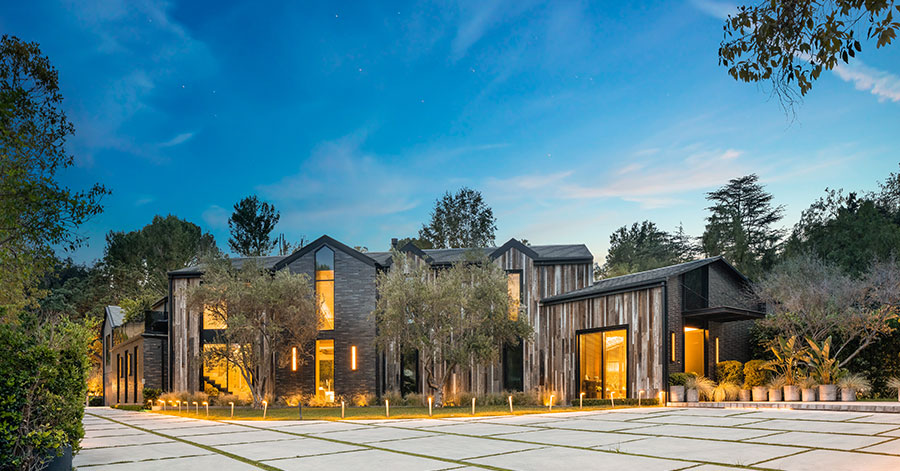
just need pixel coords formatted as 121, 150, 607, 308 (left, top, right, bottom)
783, 385, 800, 401
819, 384, 838, 401
840, 388, 857, 402
801, 388, 817, 402
738, 389, 751, 402
751, 386, 768, 402
686, 388, 699, 402
768, 388, 782, 402
670, 386, 685, 402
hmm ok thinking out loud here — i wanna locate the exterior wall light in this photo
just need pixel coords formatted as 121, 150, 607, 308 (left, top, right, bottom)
292, 347, 298, 372
351, 346, 357, 371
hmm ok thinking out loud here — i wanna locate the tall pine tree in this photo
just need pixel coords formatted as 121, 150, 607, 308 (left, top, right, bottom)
419, 187, 497, 249
228, 195, 280, 256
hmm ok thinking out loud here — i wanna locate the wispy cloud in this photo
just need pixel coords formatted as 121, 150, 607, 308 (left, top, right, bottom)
833, 61, 900, 103
159, 132, 195, 148
134, 195, 155, 206
689, 0, 736, 19
201, 205, 230, 229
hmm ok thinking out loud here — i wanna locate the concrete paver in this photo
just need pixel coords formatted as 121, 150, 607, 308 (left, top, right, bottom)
76, 406, 900, 470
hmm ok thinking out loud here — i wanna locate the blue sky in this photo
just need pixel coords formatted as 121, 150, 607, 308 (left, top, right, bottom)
4, 0, 900, 264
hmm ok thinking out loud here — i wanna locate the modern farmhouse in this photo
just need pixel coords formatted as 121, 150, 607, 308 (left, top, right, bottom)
101, 235, 762, 406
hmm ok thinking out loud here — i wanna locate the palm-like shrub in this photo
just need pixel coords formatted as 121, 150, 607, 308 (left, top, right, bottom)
801, 337, 843, 385
764, 336, 804, 385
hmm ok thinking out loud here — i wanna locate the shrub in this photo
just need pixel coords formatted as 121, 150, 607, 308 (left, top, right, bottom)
382, 390, 403, 406
581, 398, 659, 407
743, 360, 769, 388
685, 376, 716, 400
668, 372, 695, 386
88, 396, 104, 407
213, 393, 251, 407
280, 394, 304, 407
712, 382, 741, 401
716, 361, 743, 385
798, 375, 819, 389
767, 375, 787, 389
203, 383, 221, 398
837, 373, 872, 393
142, 388, 162, 404
0, 317, 92, 471
352, 392, 377, 407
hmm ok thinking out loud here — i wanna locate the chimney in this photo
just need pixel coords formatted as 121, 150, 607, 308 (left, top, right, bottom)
391, 238, 398, 248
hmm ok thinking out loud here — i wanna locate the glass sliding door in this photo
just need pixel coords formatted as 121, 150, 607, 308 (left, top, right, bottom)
684, 327, 706, 376
578, 328, 628, 399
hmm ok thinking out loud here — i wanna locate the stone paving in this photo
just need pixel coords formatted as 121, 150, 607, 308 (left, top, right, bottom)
76, 406, 900, 470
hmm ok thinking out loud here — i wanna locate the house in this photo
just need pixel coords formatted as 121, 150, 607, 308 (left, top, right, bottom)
107, 234, 760, 404
100, 299, 169, 405
540, 256, 764, 401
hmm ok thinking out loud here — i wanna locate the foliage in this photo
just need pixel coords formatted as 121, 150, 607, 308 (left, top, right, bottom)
798, 375, 819, 389
756, 254, 900, 366
743, 359, 770, 387
785, 190, 900, 276
844, 318, 900, 397
767, 375, 787, 389
718, 0, 900, 110
712, 382, 741, 401
716, 360, 744, 385
668, 372, 695, 386
0, 314, 93, 471
351, 392, 377, 407
596, 221, 698, 279
212, 393, 251, 407
228, 195, 280, 256
685, 375, 716, 400
0, 35, 108, 314
801, 336, 845, 385
419, 187, 497, 249
763, 336, 805, 385
142, 388, 162, 404
88, 397, 103, 407
394, 236, 434, 250
888, 377, 900, 391
837, 373, 871, 392
158, 391, 209, 406
702, 174, 783, 279
374, 250, 533, 405
187, 257, 320, 406
581, 398, 659, 407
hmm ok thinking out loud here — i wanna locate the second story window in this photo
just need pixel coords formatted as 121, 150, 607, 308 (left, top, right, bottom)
507, 271, 522, 321
316, 246, 335, 330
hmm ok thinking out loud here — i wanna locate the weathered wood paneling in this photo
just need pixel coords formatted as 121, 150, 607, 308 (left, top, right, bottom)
540, 286, 664, 401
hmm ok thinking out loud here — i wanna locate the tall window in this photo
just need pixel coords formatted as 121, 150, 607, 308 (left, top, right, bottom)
507, 271, 522, 321
578, 328, 628, 399
316, 247, 335, 330
316, 340, 335, 402
503, 271, 524, 391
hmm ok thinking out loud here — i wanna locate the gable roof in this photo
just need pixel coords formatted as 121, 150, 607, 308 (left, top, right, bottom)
367, 239, 592, 268
103, 305, 125, 330
273, 234, 376, 270
541, 256, 747, 305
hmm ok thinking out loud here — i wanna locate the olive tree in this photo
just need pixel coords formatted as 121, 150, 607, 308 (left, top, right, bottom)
187, 257, 320, 406
374, 250, 532, 406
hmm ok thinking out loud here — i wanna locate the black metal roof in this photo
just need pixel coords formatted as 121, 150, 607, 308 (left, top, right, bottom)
167, 255, 285, 276
541, 256, 743, 304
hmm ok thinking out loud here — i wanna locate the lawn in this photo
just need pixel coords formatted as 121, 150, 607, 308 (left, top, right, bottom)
148, 403, 657, 421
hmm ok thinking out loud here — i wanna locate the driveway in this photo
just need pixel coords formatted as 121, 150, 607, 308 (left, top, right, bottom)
78, 406, 900, 470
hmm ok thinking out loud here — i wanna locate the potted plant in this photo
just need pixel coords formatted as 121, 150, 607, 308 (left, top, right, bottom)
668, 372, 693, 402
744, 360, 769, 401
685, 376, 715, 402
712, 382, 741, 402
801, 337, 841, 401
837, 373, 871, 402
887, 377, 900, 402
739, 387, 752, 402
764, 336, 804, 402
767, 375, 785, 402
799, 376, 818, 402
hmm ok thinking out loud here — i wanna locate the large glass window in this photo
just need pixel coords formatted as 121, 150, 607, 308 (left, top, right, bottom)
316, 340, 335, 402
507, 271, 522, 321
316, 247, 335, 330
202, 344, 251, 399
578, 328, 628, 399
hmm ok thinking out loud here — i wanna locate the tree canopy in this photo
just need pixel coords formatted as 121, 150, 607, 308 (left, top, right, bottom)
419, 187, 497, 249
702, 174, 784, 279
228, 195, 280, 257
719, 0, 900, 109
0, 35, 108, 314
597, 221, 698, 279
373, 250, 531, 405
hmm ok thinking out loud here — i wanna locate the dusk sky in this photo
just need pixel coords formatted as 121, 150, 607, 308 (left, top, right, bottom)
4, 1, 899, 265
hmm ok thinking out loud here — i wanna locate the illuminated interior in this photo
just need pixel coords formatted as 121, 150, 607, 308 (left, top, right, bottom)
203, 308, 227, 330
316, 247, 335, 330
202, 344, 251, 399
507, 272, 521, 320
578, 328, 627, 399
316, 339, 335, 402
684, 327, 706, 376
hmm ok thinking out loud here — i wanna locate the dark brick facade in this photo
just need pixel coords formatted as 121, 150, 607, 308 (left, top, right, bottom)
275, 243, 377, 400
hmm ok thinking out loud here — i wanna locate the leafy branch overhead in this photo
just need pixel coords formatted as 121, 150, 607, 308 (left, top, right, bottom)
719, 0, 900, 108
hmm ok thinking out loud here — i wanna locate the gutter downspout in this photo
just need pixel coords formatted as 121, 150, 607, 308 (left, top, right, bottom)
662, 280, 669, 407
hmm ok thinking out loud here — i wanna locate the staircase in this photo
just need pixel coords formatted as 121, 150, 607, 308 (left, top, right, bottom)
203, 374, 231, 395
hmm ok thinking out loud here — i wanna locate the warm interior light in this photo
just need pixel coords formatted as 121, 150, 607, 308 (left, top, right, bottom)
715, 337, 720, 363
292, 346, 297, 371
671, 332, 676, 362
351, 345, 357, 371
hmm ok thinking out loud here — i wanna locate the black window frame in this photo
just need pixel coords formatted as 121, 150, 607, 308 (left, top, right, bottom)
575, 323, 631, 400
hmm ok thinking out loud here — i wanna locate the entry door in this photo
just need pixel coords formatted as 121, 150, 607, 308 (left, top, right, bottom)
684, 327, 706, 376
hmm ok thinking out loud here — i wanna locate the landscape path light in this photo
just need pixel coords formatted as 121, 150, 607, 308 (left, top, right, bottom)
428, 396, 433, 417
658, 391, 665, 406
341, 400, 345, 419
147, 400, 153, 409
471, 397, 476, 416
203, 401, 209, 417
192, 401, 199, 415
639, 390, 645, 407
262, 400, 268, 419
610, 392, 615, 408
176, 400, 182, 412
579, 392, 585, 409
508, 395, 513, 413
548, 395, 554, 411
158, 400, 166, 410
229, 402, 234, 418
385, 399, 390, 418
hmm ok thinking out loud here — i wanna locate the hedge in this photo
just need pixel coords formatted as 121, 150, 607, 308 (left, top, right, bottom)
716, 361, 743, 384
580, 398, 660, 407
